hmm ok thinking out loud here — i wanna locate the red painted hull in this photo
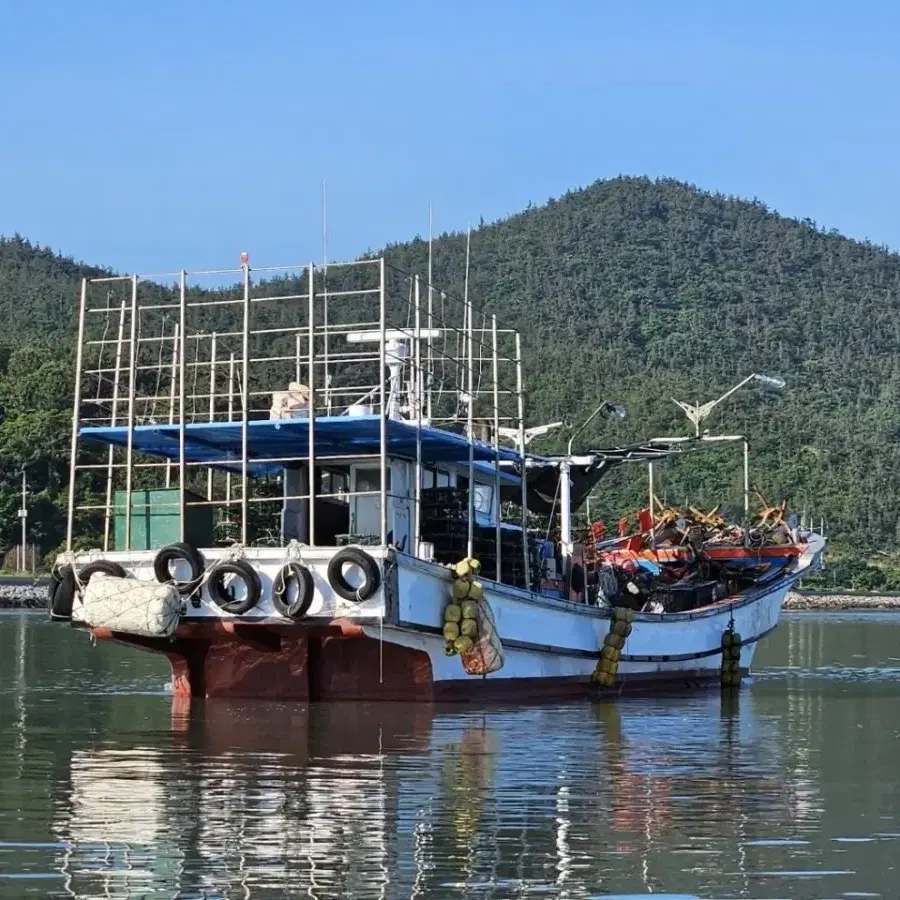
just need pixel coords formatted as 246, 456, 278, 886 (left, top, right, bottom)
89, 621, 746, 702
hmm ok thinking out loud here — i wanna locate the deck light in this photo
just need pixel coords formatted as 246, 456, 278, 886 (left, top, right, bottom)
672, 373, 785, 437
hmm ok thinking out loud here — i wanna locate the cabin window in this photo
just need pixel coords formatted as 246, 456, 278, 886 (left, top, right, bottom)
435, 469, 450, 487
473, 484, 494, 517
354, 467, 390, 493
421, 468, 435, 489
320, 469, 350, 500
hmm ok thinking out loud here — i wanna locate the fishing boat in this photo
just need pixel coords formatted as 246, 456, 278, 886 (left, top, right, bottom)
49, 252, 825, 701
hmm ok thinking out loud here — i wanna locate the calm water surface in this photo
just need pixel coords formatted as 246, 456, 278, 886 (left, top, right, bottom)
1, 611, 899, 899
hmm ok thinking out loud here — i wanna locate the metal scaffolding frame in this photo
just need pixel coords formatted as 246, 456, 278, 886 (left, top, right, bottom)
66, 256, 530, 580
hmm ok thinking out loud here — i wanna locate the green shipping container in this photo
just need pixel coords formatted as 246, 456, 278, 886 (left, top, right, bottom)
113, 489, 215, 551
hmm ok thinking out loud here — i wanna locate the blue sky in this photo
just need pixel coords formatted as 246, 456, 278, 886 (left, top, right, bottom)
2, 0, 899, 274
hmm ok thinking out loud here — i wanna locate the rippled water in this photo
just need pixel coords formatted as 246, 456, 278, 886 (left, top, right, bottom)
1, 612, 899, 898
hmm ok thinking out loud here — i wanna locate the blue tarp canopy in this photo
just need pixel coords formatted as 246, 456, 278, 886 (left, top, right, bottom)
80, 414, 522, 483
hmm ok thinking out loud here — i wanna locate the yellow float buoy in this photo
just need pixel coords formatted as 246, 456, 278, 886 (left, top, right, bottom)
593, 608, 633, 688
461, 600, 478, 620
720, 627, 744, 687
605, 632, 624, 650
453, 579, 472, 600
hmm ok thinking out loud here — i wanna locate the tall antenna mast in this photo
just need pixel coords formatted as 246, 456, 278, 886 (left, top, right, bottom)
463, 224, 471, 358
464, 224, 475, 556
426, 202, 434, 421
427, 202, 433, 291
322, 177, 331, 412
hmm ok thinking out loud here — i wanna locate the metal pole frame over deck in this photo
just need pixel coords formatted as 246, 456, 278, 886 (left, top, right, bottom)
464, 230, 475, 559
307, 263, 317, 547
413, 275, 423, 556
240, 262, 251, 543
515, 332, 530, 591
491, 315, 502, 579
123, 276, 139, 551
66, 254, 529, 575
66, 280, 89, 550
379, 257, 388, 547
101, 300, 127, 551
178, 270, 187, 542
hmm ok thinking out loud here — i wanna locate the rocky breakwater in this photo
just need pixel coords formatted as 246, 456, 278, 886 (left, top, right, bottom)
785, 591, 900, 611
0, 579, 48, 610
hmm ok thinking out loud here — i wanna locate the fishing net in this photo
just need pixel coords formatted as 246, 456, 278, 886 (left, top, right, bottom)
460, 595, 504, 676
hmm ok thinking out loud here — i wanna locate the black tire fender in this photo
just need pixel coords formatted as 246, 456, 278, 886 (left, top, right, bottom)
49, 565, 77, 621
272, 561, 315, 618
153, 542, 205, 597
326, 547, 381, 602
50, 560, 127, 622
79, 560, 128, 585
208, 559, 262, 616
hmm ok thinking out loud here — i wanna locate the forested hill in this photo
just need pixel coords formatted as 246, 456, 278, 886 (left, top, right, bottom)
3, 176, 900, 586
384, 177, 900, 583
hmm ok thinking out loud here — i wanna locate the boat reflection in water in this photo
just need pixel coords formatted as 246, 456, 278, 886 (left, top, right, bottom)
51, 693, 819, 898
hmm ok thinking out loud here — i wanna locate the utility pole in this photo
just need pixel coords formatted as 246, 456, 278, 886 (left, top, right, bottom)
17, 470, 27, 573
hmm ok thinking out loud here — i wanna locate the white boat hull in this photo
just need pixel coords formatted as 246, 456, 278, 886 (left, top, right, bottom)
361, 568, 789, 699
64, 535, 824, 701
